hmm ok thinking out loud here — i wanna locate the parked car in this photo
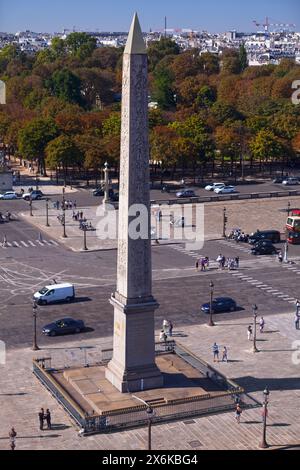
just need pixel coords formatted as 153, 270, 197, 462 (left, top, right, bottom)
22, 190, 44, 201
248, 230, 281, 244
0, 191, 18, 200
272, 176, 284, 184
34, 283, 75, 305
176, 189, 196, 198
251, 243, 277, 255
205, 183, 225, 191
287, 231, 300, 245
93, 188, 116, 198
282, 177, 299, 186
214, 185, 236, 194
201, 297, 237, 314
42, 318, 85, 336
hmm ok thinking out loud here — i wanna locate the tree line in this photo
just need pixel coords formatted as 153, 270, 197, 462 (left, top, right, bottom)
0, 33, 300, 182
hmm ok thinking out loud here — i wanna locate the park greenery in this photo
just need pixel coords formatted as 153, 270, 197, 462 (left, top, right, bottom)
0, 33, 300, 181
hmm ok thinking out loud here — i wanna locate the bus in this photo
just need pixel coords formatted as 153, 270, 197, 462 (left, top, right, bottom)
286, 216, 300, 232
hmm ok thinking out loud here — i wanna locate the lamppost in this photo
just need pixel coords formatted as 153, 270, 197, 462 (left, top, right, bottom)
45, 198, 50, 227
260, 387, 270, 449
132, 395, 154, 451
29, 194, 33, 216
83, 225, 88, 251
253, 304, 259, 353
35, 172, 39, 191
223, 207, 228, 238
103, 162, 110, 204
287, 201, 291, 216
62, 187, 67, 238
32, 300, 40, 351
209, 281, 215, 327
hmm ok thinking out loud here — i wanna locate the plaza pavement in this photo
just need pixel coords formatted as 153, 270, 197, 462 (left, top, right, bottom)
20, 195, 300, 252
0, 309, 299, 451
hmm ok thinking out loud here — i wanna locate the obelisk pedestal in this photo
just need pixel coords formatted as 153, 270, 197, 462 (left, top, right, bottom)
105, 13, 163, 393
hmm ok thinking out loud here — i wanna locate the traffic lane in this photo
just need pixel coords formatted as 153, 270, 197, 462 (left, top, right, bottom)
2, 267, 294, 349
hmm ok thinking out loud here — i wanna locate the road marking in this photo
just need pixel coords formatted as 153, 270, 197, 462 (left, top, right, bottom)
12, 241, 20, 247
28, 240, 36, 247
20, 241, 29, 247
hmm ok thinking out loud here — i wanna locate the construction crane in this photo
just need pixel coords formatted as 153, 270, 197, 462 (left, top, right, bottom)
253, 17, 296, 33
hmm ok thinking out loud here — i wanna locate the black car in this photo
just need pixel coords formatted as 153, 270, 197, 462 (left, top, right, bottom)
93, 188, 117, 199
248, 230, 281, 244
201, 297, 237, 314
272, 176, 284, 184
251, 243, 277, 255
42, 318, 85, 336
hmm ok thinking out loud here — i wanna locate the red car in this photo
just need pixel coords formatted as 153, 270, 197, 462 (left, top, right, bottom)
287, 231, 300, 244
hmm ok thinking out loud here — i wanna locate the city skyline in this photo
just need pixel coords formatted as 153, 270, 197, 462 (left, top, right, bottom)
0, 0, 299, 33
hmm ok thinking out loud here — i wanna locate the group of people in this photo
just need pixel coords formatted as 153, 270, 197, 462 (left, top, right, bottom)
216, 254, 239, 270
72, 210, 84, 221
195, 257, 209, 271
247, 317, 265, 340
53, 200, 77, 210
38, 408, 52, 430
212, 343, 228, 362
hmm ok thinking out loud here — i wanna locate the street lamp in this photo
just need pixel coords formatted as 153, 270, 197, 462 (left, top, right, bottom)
260, 387, 270, 449
252, 304, 259, 353
132, 395, 154, 451
62, 187, 67, 238
35, 172, 39, 191
287, 201, 291, 216
103, 162, 110, 204
45, 198, 50, 227
83, 225, 88, 251
32, 301, 40, 351
29, 194, 33, 216
209, 281, 215, 327
223, 207, 227, 238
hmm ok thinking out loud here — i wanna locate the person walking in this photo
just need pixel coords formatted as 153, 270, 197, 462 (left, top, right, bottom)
163, 319, 169, 335
217, 254, 223, 270
295, 313, 300, 330
9, 428, 17, 451
259, 317, 265, 333
195, 259, 199, 272
39, 408, 45, 430
159, 329, 167, 343
278, 251, 283, 263
212, 342, 219, 362
247, 325, 253, 341
235, 404, 242, 424
296, 299, 300, 316
235, 256, 240, 269
168, 321, 173, 337
222, 346, 228, 362
45, 409, 51, 430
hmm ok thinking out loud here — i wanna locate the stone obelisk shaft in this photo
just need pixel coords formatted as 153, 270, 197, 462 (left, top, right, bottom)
105, 13, 163, 393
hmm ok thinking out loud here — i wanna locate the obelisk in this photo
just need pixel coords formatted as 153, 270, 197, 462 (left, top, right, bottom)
105, 13, 163, 393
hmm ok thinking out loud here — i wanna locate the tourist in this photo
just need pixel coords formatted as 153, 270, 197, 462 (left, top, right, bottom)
259, 317, 265, 333
278, 251, 283, 263
235, 256, 240, 269
45, 409, 51, 429
212, 342, 219, 362
296, 299, 300, 315
168, 321, 173, 337
159, 330, 167, 343
39, 408, 44, 430
217, 254, 223, 269
195, 259, 199, 272
295, 313, 300, 330
222, 346, 228, 362
247, 325, 253, 341
163, 319, 169, 334
235, 404, 242, 424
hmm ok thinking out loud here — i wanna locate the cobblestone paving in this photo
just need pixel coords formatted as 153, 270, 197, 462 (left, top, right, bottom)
1, 310, 299, 450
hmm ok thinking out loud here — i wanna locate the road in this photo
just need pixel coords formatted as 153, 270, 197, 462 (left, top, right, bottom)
1, 209, 300, 350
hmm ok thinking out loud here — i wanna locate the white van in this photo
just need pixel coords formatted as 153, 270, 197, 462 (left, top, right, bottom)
34, 283, 75, 305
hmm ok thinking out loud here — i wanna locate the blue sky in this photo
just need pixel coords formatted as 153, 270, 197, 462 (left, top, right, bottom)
0, 0, 299, 33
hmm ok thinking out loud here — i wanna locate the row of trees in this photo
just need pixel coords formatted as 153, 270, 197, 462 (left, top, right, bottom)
0, 33, 300, 181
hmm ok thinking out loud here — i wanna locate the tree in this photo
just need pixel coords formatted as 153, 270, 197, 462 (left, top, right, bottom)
239, 44, 248, 72
221, 49, 241, 75
195, 85, 217, 109
46, 135, 83, 183
65, 32, 97, 60
199, 53, 220, 75
102, 112, 121, 136
18, 117, 58, 175
47, 69, 82, 105
152, 67, 176, 110
148, 38, 180, 71
250, 129, 285, 172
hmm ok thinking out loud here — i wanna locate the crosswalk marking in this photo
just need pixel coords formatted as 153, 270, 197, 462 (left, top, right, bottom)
20, 241, 29, 247
28, 240, 35, 247
0, 239, 59, 249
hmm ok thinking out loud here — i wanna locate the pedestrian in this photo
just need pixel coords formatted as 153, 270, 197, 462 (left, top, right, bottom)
259, 317, 265, 333
278, 251, 283, 263
295, 313, 300, 330
247, 325, 253, 341
45, 409, 51, 429
80, 211, 83, 220
195, 259, 199, 272
235, 404, 242, 424
163, 319, 169, 334
222, 346, 228, 362
296, 299, 300, 316
205, 257, 210, 268
74, 200, 77, 209
235, 256, 240, 269
168, 321, 173, 337
39, 408, 44, 430
217, 254, 223, 269
9, 428, 17, 451
201, 258, 206, 271
159, 329, 167, 343
212, 342, 219, 362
